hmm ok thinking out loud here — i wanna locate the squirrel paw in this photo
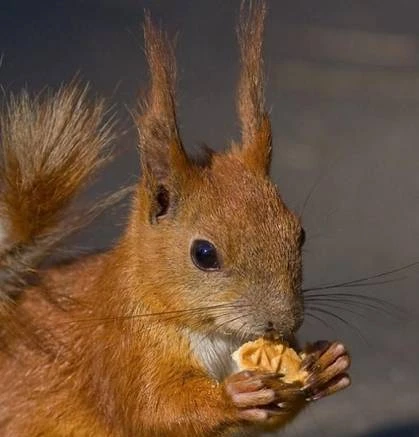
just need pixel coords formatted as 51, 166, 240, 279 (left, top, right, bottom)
301, 341, 351, 401
224, 370, 305, 422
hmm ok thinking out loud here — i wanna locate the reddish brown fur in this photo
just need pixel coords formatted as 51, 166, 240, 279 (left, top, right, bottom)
235, 1, 271, 174
0, 85, 112, 243
0, 84, 130, 302
0, 2, 350, 436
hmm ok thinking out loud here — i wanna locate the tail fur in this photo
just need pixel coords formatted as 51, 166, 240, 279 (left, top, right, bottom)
0, 83, 130, 302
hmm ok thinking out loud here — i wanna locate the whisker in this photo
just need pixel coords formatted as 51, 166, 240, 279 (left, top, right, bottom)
190, 313, 250, 355
141, 308, 245, 340
303, 277, 404, 293
304, 311, 337, 333
204, 314, 249, 340
303, 261, 419, 293
65, 303, 250, 326
304, 291, 399, 309
303, 278, 404, 293
298, 160, 338, 220
157, 308, 240, 328
306, 302, 373, 323
304, 294, 403, 319
307, 298, 398, 319
235, 322, 247, 344
307, 306, 370, 345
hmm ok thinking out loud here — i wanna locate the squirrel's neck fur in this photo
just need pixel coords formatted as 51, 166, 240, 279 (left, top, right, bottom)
187, 331, 241, 382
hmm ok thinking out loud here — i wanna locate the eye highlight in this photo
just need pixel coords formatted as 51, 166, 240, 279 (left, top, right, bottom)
190, 240, 220, 271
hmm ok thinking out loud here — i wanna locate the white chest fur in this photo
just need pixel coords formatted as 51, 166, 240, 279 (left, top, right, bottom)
188, 331, 241, 381
187, 332, 261, 437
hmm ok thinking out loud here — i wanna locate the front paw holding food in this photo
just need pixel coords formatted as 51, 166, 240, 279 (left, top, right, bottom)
223, 370, 305, 422
224, 338, 351, 425
300, 340, 351, 401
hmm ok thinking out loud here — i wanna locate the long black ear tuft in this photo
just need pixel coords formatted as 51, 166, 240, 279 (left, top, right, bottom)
137, 14, 190, 222
235, 0, 272, 174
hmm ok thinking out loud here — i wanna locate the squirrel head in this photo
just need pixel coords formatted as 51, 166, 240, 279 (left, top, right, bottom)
126, 2, 304, 340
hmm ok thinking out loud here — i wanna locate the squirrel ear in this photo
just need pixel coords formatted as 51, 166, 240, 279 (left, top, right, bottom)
233, 0, 272, 175
137, 14, 191, 222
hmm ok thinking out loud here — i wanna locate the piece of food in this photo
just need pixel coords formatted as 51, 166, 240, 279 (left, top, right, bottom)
232, 338, 307, 384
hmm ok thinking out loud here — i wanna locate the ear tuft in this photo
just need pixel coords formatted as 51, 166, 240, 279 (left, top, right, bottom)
137, 13, 191, 220
234, 0, 271, 174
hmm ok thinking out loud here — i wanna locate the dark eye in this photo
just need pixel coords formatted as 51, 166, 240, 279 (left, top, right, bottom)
191, 240, 220, 271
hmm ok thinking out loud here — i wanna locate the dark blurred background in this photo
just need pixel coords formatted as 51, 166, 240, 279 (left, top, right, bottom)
1, 1, 419, 436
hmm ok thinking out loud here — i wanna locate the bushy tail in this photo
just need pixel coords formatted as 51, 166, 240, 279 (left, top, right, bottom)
0, 84, 130, 302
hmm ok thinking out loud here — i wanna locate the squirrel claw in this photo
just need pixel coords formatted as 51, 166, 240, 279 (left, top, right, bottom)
225, 370, 305, 423
306, 373, 351, 401
301, 341, 351, 401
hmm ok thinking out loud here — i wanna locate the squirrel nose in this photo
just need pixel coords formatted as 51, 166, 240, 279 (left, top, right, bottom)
264, 298, 304, 338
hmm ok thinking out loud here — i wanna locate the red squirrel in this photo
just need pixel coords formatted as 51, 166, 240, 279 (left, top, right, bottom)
0, 2, 351, 436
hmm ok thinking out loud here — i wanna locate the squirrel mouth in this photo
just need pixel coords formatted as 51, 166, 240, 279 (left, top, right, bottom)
262, 322, 297, 345
263, 322, 280, 340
